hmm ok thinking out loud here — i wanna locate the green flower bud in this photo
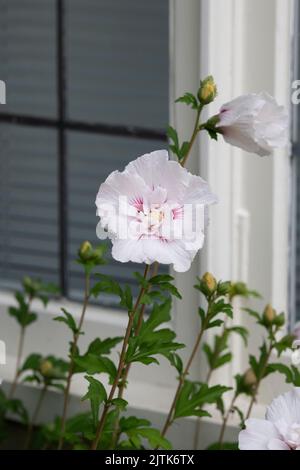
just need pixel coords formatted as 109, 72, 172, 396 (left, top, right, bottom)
79, 240, 92, 260
263, 304, 277, 325
218, 281, 232, 296
202, 272, 217, 293
243, 368, 257, 388
198, 76, 217, 105
40, 360, 53, 377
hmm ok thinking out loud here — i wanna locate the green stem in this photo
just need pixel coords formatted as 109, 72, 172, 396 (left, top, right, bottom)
58, 272, 90, 450
180, 106, 203, 167
218, 393, 238, 448
24, 384, 48, 449
9, 295, 33, 399
160, 297, 213, 440
245, 340, 274, 420
9, 325, 25, 399
91, 264, 150, 450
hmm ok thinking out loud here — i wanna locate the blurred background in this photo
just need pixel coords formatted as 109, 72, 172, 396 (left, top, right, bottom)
0, 0, 169, 302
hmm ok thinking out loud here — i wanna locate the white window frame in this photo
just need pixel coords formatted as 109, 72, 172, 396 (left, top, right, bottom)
0, 0, 295, 434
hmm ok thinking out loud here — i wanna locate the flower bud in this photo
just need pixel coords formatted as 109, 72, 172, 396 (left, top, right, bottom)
79, 240, 92, 260
263, 304, 276, 325
40, 360, 53, 377
198, 76, 217, 105
202, 272, 217, 293
243, 368, 257, 388
218, 281, 231, 296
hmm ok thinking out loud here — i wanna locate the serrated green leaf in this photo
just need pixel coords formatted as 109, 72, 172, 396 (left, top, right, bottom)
266, 363, 294, 383
166, 126, 179, 148
87, 337, 123, 356
54, 308, 78, 334
110, 398, 128, 410
174, 381, 230, 419
175, 92, 198, 109
82, 376, 107, 428
74, 353, 117, 379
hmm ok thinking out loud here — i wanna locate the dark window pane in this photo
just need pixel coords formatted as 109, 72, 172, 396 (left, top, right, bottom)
67, 131, 167, 303
65, 0, 169, 128
0, 0, 57, 118
0, 124, 59, 289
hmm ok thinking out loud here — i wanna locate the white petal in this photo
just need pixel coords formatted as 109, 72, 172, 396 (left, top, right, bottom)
267, 438, 290, 450
111, 239, 147, 264
266, 388, 300, 426
125, 150, 169, 190
142, 239, 193, 272
239, 418, 281, 450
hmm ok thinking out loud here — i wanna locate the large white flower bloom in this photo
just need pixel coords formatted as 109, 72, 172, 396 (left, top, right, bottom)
95, 150, 217, 272
239, 388, 300, 450
216, 92, 288, 156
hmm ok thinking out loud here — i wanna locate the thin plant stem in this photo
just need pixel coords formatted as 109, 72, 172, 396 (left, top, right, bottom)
9, 294, 34, 399
24, 384, 48, 449
245, 341, 273, 420
91, 264, 150, 450
160, 299, 214, 441
110, 302, 147, 449
9, 325, 25, 399
218, 393, 238, 448
58, 272, 90, 450
110, 262, 160, 448
180, 107, 202, 167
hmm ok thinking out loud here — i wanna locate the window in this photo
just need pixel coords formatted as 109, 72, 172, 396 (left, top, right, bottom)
0, 0, 169, 302
291, 0, 300, 325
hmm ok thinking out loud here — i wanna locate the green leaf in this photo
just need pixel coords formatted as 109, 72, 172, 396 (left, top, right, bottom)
91, 275, 123, 300
207, 441, 238, 450
82, 376, 107, 428
243, 308, 261, 321
8, 291, 38, 327
166, 352, 183, 374
175, 92, 198, 109
119, 417, 171, 450
209, 299, 233, 319
87, 337, 123, 356
228, 326, 248, 346
6, 398, 29, 424
54, 308, 78, 334
110, 398, 128, 410
140, 291, 165, 305
206, 319, 224, 329
20, 353, 42, 372
74, 354, 117, 379
214, 352, 232, 369
135, 428, 172, 450
126, 300, 184, 366
134, 272, 149, 289
198, 307, 206, 324
266, 363, 294, 383
206, 128, 218, 140
149, 274, 175, 284
166, 126, 179, 149
179, 141, 190, 159
156, 282, 182, 299
120, 285, 133, 311
273, 334, 294, 356
174, 381, 231, 419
